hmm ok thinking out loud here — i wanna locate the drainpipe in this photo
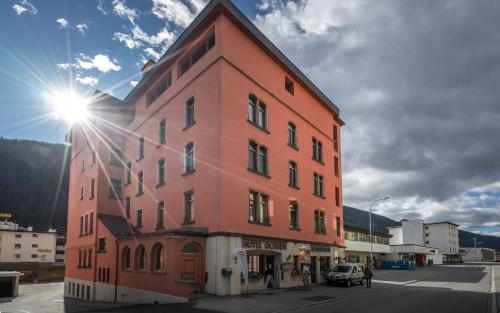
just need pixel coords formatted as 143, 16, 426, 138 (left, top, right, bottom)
114, 239, 119, 303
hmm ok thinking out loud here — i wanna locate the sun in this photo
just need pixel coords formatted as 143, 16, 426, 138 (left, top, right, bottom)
48, 90, 89, 124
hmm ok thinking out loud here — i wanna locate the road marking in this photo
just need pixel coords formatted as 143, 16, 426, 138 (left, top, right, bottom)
491, 266, 497, 313
372, 280, 418, 285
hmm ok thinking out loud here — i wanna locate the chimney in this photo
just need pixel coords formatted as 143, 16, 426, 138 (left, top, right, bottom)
141, 59, 156, 77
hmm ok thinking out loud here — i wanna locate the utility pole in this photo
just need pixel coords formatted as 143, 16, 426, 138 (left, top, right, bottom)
369, 196, 390, 270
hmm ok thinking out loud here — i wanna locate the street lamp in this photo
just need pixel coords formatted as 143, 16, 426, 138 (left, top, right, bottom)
369, 196, 390, 270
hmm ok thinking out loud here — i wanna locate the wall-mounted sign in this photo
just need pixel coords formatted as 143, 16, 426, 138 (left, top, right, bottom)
280, 262, 293, 271
242, 238, 287, 250
311, 245, 331, 253
299, 244, 311, 264
37, 248, 52, 253
0, 212, 12, 218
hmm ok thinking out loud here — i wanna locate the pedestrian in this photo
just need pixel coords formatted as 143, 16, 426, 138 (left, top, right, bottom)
364, 263, 373, 288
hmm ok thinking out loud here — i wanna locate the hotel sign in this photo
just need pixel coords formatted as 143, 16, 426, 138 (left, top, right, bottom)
311, 245, 331, 253
0, 212, 12, 218
242, 238, 287, 250
37, 248, 52, 253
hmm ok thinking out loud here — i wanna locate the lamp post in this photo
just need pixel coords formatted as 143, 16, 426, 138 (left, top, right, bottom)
369, 196, 390, 270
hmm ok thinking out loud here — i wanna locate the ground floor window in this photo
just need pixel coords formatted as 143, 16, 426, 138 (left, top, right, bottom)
319, 256, 330, 273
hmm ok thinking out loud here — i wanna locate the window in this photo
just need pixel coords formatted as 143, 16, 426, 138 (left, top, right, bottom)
110, 148, 122, 166
78, 250, 82, 267
90, 179, 95, 199
158, 119, 166, 145
185, 97, 195, 127
333, 125, 338, 151
248, 141, 268, 176
247, 94, 267, 130
184, 191, 194, 224
109, 178, 122, 199
137, 171, 144, 195
288, 122, 297, 147
288, 161, 298, 188
126, 162, 132, 184
336, 217, 341, 237
136, 209, 143, 228
125, 197, 131, 218
126, 108, 135, 125
248, 255, 262, 273
80, 217, 83, 235
312, 138, 323, 163
151, 243, 164, 272
91, 150, 96, 165
15, 233, 21, 238
80, 187, 84, 200
335, 187, 340, 207
135, 245, 146, 271
31, 254, 38, 258
121, 247, 131, 270
84, 215, 88, 234
88, 250, 92, 268
14, 243, 21, 249
83, 250, 88, 266
98, 237, 106, 252
178, 31, 215, 76
32, 234, 38, 238
157, 159, 166, 185
14, 254, 21, 259
185, 142, 195, 173
285, 77, 294, 95
156, 201, 165, 229
249, 190, 269, 225
289, 201, 299, 230
147, 73, 172, 106
313, 173, 324, 197
89, 212, 93, 234
314, 210, 326, 234
81, 160, 85, 173
32, 244, 38, 248
334, 156, 339, 177
138, 137, 144, 160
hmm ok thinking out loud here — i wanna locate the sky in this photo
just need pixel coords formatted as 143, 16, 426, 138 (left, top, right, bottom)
1, 0, 499, 236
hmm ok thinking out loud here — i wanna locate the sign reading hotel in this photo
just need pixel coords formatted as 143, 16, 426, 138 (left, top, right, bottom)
0, 212, 12, 219
37, 248, 52, 253
242, 238, 287, 250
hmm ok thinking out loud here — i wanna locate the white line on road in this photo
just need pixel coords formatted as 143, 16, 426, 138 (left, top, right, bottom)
372, 280, 418, 285
491, 266, 497, 313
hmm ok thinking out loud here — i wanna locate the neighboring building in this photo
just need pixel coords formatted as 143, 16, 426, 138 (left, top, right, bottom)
0, 221, 57, 264
65, 0, 344, 304
388, 219, 461, 265
343, 207, 391, 267
460, 247, 496, 262
55, 234, 67, 263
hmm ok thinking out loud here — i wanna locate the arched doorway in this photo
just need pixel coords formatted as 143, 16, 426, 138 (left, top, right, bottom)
181, 242, 202, 292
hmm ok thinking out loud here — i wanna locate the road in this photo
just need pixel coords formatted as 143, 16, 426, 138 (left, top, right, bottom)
0, 264, 497, 313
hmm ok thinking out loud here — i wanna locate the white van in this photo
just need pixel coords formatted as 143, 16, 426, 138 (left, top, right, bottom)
326, 263, 365, 287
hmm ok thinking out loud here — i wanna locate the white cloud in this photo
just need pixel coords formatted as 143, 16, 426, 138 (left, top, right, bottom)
76, 24, 88, 36
113, 32, 143, 49
12, 0, 37, 15
152, 0, 207, 27
143, 48, 160, 60
56, 63, 74, 70
112, 0, 138, 25
97, 0, 107, 15
76, 54, 121, 73
76, 75, 99, 86
56, 18, 70, 28
130, 80, 139, 87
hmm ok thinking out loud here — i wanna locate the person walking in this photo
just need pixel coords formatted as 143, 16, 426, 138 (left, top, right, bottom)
364, 263, 373, 288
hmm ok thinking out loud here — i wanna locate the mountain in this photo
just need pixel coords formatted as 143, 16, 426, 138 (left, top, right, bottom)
343, 205, 499, 252
0, 138, 70, 231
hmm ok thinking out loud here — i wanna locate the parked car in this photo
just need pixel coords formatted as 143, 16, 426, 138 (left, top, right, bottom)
496, 258, 500, 263
326, 263, 365, 287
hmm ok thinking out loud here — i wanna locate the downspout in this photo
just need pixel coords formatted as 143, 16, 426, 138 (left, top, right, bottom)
114, 239, 119, 303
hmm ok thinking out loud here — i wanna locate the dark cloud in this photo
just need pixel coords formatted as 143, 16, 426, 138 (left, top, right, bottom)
254, 0, 500, 231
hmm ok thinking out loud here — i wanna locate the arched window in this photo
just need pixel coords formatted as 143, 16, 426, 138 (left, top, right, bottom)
121, 246, 131, 270
151, 243, 164, 272
135, 245, 146, 271
182, 242, 199, 254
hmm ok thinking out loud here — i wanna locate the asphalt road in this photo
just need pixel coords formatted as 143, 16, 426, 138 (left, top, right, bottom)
0, 264, 497, 313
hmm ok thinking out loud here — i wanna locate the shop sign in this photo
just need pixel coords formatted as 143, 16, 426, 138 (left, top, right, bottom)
242, 238, 287, 250
311, 245, 331, 253
0, 212, 12, 218
37, 248, 51, 253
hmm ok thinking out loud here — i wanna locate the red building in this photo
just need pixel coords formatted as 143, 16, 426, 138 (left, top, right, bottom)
65, 0, 345, 303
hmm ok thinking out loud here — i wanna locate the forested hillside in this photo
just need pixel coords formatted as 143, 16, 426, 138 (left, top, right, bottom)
0, 138, 69, 231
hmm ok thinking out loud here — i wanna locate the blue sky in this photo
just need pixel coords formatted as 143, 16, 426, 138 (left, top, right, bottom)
1, 0, 499, 235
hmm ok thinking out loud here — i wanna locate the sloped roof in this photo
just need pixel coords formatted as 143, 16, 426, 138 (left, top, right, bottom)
98, 214, 137, 239
123, 0, 341, 117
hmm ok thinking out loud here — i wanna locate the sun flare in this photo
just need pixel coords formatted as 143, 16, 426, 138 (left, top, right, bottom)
47, 90, 89, 124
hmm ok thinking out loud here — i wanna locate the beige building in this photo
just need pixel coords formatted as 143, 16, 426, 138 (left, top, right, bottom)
0, 221, 57, 263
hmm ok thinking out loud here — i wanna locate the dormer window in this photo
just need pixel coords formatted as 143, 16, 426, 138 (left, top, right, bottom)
178, 30, 215, 77
285, 77, 294, 95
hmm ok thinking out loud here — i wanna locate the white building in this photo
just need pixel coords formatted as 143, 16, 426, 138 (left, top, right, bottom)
344, 227, 391, 267
424, 222, 460, 263
460, 247, 496, 262
0, 220, 57, 263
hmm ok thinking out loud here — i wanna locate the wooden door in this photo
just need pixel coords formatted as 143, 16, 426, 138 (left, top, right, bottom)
182, 255, 199, 281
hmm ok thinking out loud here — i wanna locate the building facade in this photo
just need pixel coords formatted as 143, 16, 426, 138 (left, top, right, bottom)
65, 0, 344, 304
460, 247, 496, 262
0, 221, 57, 264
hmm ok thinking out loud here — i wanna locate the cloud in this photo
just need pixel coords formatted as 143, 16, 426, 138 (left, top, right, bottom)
12, 0, 37, 15
56, 18, 69, 28
56, 63, 74, 70
112, 0, 138, 25
254, 0, 500, 232
76, 54, 121, 73
152, 0, 207, 27
97, 0, 107, 15
143, 48, 160, 60
76, 24, 88, 36
114, 25, 175, 53
76, 75, 99, 86
113, 32, 143, 49
130, 80, 138, 87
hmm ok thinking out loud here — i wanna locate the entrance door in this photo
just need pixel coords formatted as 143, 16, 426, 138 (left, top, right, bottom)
181, 242, 202, 292
310, 256, 317, 283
